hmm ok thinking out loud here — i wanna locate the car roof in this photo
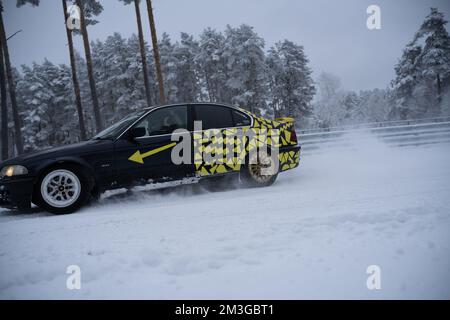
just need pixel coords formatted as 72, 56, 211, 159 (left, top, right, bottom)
143, 102, 239, 111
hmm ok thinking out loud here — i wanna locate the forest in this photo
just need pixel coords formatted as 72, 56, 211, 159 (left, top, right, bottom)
1, 1, 449, 158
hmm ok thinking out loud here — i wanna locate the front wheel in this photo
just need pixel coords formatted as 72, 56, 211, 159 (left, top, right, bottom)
240, 151, 279, 187
34, 165, 91, 214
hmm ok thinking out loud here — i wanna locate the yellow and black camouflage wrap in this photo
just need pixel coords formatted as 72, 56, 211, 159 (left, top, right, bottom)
193, 108, 301, 176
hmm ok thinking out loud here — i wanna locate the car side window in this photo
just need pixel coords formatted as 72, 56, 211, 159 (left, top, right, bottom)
194, 105, 234, 130
232, 110, 252, 127
135, 106, 187, 137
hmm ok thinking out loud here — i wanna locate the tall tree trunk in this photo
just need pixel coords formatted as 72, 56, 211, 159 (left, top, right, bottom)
134, 0, 152, 108
437, 73, 442, 104
62, 0, 87, 141
204, 68, 213, 102
76, 0, 103, 132
0, 4, 23, 155
0, 44, 7, 160
145, 0, 165, 104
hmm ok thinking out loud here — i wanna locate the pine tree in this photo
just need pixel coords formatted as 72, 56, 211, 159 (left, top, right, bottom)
18, 60, 78, 151
414, 8, 450, 114
74, 50, 96, 137
17, 0, 88, 141
158, 33, 178, 103
391, 8, 450, 119
75, 0, 104, 132
61, 0, 87, 141
0, 0, 31, 154
119, 0, 153, 108
121, 34, 152, 114
145, 0, 165, 104
173, 33, 201, 102
341, 91, 360, 124
357, 89, 390, 123
267, 40, 315, 118
92, 33, 126, 124
223, 24, 267, 114
196, 28, 227, 103
390, 42, 422, 119
92, 33, 154, 124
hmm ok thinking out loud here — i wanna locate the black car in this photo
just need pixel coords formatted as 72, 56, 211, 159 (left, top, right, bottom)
0, 103, 301, 214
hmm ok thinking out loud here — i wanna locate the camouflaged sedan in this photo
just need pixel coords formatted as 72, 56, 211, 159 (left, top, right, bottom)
0, 103, 301, 214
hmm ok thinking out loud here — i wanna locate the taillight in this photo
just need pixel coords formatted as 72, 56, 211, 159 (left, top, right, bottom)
291, 129, 298, 144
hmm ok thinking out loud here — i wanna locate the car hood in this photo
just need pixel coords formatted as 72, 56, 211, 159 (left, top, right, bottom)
1, 140, 112, 166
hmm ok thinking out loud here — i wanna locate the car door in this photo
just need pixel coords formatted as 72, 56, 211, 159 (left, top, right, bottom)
192, 104, 241, 176
114, 105, 191, 187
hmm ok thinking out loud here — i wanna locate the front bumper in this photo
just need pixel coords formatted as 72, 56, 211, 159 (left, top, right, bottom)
0, 176, 35, 209
279, 145, 301, 172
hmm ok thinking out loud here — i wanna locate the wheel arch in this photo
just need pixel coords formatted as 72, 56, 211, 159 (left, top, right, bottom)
33, 157, 97, 191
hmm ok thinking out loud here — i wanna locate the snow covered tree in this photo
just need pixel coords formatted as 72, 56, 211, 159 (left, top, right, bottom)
414, 8, 450, 115
17, 60, 79, 151
356, 89, 390, 123
92, 33, 127, 124
314, 72, 391, 127
341, 91, 360, 123
313, 72, 346, 127
173, 33, 201, 102
91, 33, 153, 125
267, 40, 315, 119
223, 24, 268, 114
158, 33, 179, 103
121, 34, 154, 113
196, 28, 228, 103
390, 42, 422, 119
391, 8, 450, 119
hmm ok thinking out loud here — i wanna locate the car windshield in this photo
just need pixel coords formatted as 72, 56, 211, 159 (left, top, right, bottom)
92, 110, 148, 140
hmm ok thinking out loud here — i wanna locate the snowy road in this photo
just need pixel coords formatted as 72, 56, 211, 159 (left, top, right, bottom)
1, 133, 449, 299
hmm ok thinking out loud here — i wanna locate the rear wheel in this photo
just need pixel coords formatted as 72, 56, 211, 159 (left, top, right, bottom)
240, 151, 278, 187
34, 165, 92, 214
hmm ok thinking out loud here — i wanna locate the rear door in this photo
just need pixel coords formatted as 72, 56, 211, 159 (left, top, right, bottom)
192, 104, 238, 176
114, 105, 190, 186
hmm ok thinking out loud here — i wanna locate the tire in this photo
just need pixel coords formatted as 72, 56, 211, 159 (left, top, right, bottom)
33, 164, 92, 215
240, 150, 279, 188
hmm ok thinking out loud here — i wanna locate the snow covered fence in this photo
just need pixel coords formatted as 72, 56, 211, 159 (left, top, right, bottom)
299, 117, 450, 154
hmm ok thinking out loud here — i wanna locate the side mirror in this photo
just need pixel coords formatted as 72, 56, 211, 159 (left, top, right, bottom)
127, 127, 146, 140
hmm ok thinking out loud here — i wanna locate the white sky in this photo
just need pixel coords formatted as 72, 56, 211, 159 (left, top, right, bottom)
4, 0, 450, 91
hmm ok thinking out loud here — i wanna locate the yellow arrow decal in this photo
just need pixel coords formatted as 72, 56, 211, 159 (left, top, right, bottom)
128, 142, 177, 164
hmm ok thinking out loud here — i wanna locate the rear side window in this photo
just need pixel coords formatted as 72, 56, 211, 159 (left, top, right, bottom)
232, 110, 252, 127
194, 105, 234, 130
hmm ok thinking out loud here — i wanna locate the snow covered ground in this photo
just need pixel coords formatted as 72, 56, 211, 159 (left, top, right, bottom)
0, 132, 449, 299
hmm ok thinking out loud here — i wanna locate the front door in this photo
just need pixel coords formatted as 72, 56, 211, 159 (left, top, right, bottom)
114, 105, 190, 187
